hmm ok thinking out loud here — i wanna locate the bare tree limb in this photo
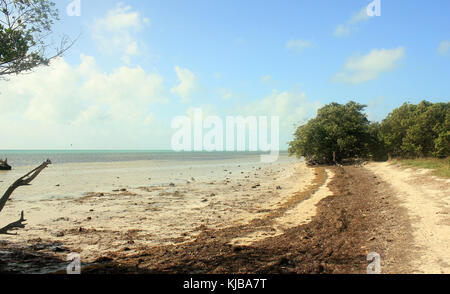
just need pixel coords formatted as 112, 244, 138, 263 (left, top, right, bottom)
0, 160, 51, 234
0, 211, 26, 235
0, 159, 51, 212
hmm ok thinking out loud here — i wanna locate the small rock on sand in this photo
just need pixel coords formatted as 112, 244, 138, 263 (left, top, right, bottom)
55, 231, 65, 237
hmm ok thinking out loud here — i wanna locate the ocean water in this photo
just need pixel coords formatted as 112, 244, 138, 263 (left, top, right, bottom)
0, 150, 295, 201
0, 150, 288, 167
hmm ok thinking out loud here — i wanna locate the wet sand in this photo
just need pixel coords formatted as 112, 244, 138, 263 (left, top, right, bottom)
1, 155, 316, 271
74, 165, 414, 274
1, 158, 448, 274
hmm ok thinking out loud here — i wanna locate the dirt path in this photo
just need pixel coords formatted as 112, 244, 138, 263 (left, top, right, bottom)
365, 162, 450, 274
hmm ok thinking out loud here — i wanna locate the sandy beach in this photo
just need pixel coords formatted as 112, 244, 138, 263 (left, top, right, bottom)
366, 162, 450, 274
1, 154, 449, 274
0, 0, 448, 281
1, 154, 312, 271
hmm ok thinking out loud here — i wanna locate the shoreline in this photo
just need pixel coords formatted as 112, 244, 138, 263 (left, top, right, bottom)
0, 156, 305, 272
0, 159, 449, 273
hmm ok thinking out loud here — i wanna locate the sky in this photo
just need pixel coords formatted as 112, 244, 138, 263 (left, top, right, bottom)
0, 0, 449, 150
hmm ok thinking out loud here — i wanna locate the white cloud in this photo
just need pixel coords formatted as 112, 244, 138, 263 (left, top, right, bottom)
438, 41, 450, 56
285, 39, 313, 52
334, 7, 371, 37
143, 114, 155, 126
334, 24, 350, 37
175, 91, 321, 150
171, 66, 197, 102
235, 90, 322, 148
217, 88, 233, 100
239, 90, 320, 126
92, 3, 150, 64
0, 55, 167, 127
186, 105, 218, 119
0, 56, 170, 149
261, 75, 272, 83
333, 47, 405, 84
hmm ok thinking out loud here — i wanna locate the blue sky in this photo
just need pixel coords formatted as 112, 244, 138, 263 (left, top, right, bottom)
0, 0, 449, 150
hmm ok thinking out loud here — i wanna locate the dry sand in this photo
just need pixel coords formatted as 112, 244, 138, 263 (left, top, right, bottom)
365, 162, 450, 274
230, 169, 334, 246
2, 156, 448, 274
1, 156, 326, 265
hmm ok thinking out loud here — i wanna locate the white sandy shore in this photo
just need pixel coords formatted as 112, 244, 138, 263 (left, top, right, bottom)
366, 162, 450, 274
1, 155, 329, 263
230, 169, 334, 246
4, 157, 448, 274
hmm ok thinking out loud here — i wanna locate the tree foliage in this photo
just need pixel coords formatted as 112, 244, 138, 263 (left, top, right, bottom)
0, 0, 73, 77
288, 100, 449, 164
379, 101, 449, 158
288, 101, 375, 164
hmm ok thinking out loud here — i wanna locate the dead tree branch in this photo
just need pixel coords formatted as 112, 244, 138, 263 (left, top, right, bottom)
0, 160, 51, 234
0, 211, 26, 235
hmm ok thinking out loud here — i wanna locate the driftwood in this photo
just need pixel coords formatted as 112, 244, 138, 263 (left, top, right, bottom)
0, 158, 11, 170
0, 211, 26, 235
0, 160, 51, 235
